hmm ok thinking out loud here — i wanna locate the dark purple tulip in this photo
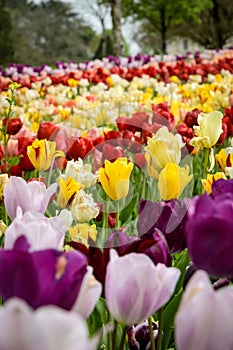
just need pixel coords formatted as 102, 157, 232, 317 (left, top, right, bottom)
128, 320, 158, 350
185, 193, 233, 277
104, 230, 139, 254
0, 236, 88, 310
138, 198, 190, 253
68, 229, 172, 297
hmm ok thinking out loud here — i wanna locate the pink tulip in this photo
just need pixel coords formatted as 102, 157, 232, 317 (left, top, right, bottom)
175, 270, 233, 350
4, 176, 57, 220
4, 208, 67, 251
72, 266, 102, 318
0, 298, 98, 350
105, 250, 180, 325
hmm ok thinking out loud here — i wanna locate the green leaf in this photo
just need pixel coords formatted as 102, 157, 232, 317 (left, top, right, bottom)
162, 289, 183, 349
173, 249, 190, 294
120, 193, 139, 224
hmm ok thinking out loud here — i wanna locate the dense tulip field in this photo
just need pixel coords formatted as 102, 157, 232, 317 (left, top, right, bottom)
0, 48, 233, 349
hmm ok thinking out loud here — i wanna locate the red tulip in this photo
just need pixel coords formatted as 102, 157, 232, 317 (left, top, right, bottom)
3, 117, 23, 135
37, 121, 59, 141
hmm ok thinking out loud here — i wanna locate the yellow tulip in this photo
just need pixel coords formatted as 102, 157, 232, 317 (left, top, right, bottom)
0, 174, 9, 201
158, 162, 193, 201
190, 111, 223, 148
201, 172, 227, 194
27, 139, 64, 171
145, 126, 183, 179
98, 158, 134, 201
69, 223, 97, 247
215, 148, 233, 172
57, 176, 83, 208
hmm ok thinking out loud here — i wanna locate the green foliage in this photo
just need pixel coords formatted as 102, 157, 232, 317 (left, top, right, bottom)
4, 0, 99, 65
121, 0, 213, 53
0, 0, 14, 64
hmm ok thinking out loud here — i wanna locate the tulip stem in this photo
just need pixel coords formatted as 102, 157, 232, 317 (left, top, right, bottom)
112, 319, 118, 350
115, 201, 120, 229
157, 308, 163, 350
148, 317, 156, 350
119, 325, 128, 350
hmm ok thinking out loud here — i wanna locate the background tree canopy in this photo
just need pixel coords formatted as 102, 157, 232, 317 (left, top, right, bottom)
1, 0, 233, 65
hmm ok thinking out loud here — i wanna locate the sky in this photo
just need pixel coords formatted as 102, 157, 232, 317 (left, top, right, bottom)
32, 0, 140, 55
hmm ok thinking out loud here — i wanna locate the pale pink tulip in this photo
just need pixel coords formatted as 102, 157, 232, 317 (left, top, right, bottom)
4, 208, 67, 251
4, 176, 57, 220
72, 266, 102, 318
175, 270, 233, 350
105, 250, 180, 325
0, 298, 98, 350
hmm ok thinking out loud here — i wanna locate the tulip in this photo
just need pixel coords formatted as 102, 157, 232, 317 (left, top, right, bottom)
69, 223, 98, 246
137, 198, 190, 253
37, 121, 60, 141
66, 137, 93, 160
4, 208, 67, 251
145, 126, 184, 179
210, 178, 233, 197
4, 176, 57, 220
98, 157, 134, 201
190, 111, 223, 148
185, 192, 233, 277
27, 139, 64, 171
127, 319, 158, 350
201, 172, 227, 194
64, 159, 97, 188
2, 117, 23, 135
105, 250, 180, 325
57, 176, 83, 208
0, 298, 99, 350
152, 102, 175, 129
71, 190, 99, 223
158, 162, 192, 201
0, 173, 9, 202
175, 270, 233, 350
0, 236, 101, 315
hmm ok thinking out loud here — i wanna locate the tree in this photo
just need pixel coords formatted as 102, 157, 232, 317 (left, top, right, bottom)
108, 0, 125, 56
121, 0, 213, 54
5, 0, 99, 65
175, 0, 233, 49
0, 0, 14, 65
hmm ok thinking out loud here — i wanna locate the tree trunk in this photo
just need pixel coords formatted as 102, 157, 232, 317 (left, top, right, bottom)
160, 5, 167, 54
110, 0, 125, 56
212, 0, 223, 48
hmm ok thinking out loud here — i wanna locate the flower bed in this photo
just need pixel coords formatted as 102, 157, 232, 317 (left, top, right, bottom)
0, 49, 233, 349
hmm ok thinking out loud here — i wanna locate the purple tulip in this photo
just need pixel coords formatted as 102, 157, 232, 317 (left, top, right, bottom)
175, 270, 233, 350
0, 236, 101, 316
4, 176, 57, 220
138, 198, 190, 253
105, 250, 180, 325
185, 193, 233, 277
0, 298, 99, 350
210, 178, 233, 198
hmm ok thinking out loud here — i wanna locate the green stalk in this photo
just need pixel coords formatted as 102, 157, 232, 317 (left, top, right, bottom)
112, 320, 118, 350
148, 317, 156, 350
157, 308, 163, 350
119, 325, 128, 350
115, 200, 120, 229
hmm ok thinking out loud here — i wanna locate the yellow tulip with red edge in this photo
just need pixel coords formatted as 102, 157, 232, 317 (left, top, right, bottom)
27, 139, 64, 171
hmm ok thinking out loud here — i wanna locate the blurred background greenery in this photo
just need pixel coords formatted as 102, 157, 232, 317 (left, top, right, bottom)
1, 0, 233, 66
